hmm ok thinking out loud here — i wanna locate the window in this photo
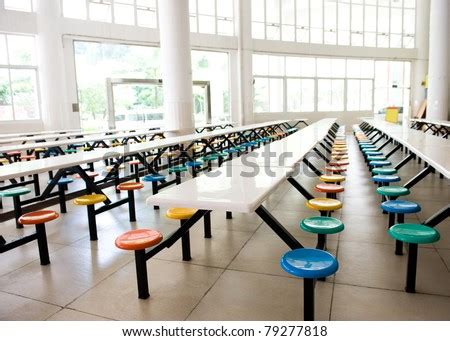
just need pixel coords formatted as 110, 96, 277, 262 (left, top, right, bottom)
4, 0, 34, 12
253, 53, 410, 114
251, 0, 416, 48
189, 0, 235, 36
61, 0, 159, 28
0, 34, 40, 121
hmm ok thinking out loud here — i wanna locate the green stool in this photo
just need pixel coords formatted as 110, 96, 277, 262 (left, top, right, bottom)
372, 167, 397, 175
169, 165, 188, 184
300, 216, 344, 251
389, 224, 440, 293
377, 186, 410, 200
0, 187, 32, 229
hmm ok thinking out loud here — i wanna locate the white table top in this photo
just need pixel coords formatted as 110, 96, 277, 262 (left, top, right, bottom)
227, 118, 335, 168
146, 118, 336, 213
146, 165, 293, 213
0, 128, 81, 139
362, 118, 450, 178
0, 127, 162, 145
410, 118, 450, 128
0, 120, 290, 181
0, 128, 172, 154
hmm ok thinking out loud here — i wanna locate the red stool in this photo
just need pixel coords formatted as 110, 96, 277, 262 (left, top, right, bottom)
116, 182, 144, 222
315, 183, 344, 199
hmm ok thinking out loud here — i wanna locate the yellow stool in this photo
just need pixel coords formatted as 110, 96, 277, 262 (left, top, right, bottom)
74, 194, 107, 241
319, 174, 346, 184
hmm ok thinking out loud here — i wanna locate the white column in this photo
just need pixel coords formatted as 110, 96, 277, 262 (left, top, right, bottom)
36, 0, 69, 130
427, 0, 449, 120
411, 0, 430, 118
158, 0, 194, 136
237, 0, 254, 125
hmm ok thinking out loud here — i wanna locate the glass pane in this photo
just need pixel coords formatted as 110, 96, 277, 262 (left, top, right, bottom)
198, 0, 215, 15
331, 79, 344, 111
282, 0, 295, 25
254, 78, 269, 112
287, 78, 301, 112
324, 31, 336, 45
285, 57, 301, 77
351, 4, 363, 32
338, 2, 350, 31
10, 69, 39, 120
378, 7, 389, 33
324, 0, 337, 30
338, 30, 350, 45
390, 61, 404, 87
137, 9, 158, 28
296, 0, 309, 26
114, 3, 135, 25
317, 58, 332, 78
390, 34, 402, 48
347, 79, 360, 111
391, 8, 402, 34
361, 59, 375, 78
268, 55, 285, 76
374, 88, 388, 113
269, 78, 284, 112
0, 35, 7, 65
217, 0, 233, 18
266, 0, 280, 24
331, 59, 346, 78
351, 32, 363, 46
404, 0, 415, 8
62, 0, 87, 19
301, 79, 315, 112
364, 5, 376, 32
218, 19, 234, 36
0, 69, 13, 120
7, 35, 36, 66
364, 32, 377, 47
282, 25, 295, 41
89, 1, 112, 23
318, 79, 331, 112
403, 9, 415, 34
299, 57, 316, 77
266, 25, 281, 40
360, 80, 373, 110
310, 28, 323, 44
189, 0, 197, 12
310, 0, 323, 29
377, 33, 389, 47
253, 54, 269, 75
4, 0, 32, 12
404, 62, 411, 87
190, 15, 198, 32
199, 15, 216, 34
346, 59, 360, 78
252, 0, 265, 22
296, 28, 309, 43
375, 61, 389, 87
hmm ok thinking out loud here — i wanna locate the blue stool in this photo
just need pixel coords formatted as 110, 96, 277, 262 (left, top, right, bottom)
185, 160, 204, 177
381, 200, 421, 255
365, 151, 383, 156
372, 174, 401, 186
280, 248, 339, 321
143, 174, 167, 210
369, 160, 392, 169
47, 177, 74, 213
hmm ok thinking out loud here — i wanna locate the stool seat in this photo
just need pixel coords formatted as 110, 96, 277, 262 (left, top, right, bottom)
388, 224, 440, 244
365, 151, 383, 156
7, 151, 21, 156
315, 183, 344, 194
367, 155, 387, 161
300, 216, 344, 234
0, 186, 31, 197
211, 152, 228, 158
319, 174, 345, 183
325, 166, 346, 173
280, 248, 339, 279
307, 198, 342, 211
35, 148, 46, 153
47, 177, 74, 185
372, 167, 397, 175
115, 229, 163, 251
166, 207, 197, 220
64, 149, 77, 154
369, 160, 392, 167
372, 174, 400, 183
381, 200, 421, 214
18, 210, 59, 225
117, 182, 144, 191
75, 171, 99, 178
169, 165, 188, 173
74, 194, 107, 206
20, 155, 35, 160
329, 160, 349, 166
0, 158, 9, 164
143, 174, 166, 182
376, 186, 410, 197
106, 164, 125, 171
185, 160, 203, 167
128, 160, 141, 165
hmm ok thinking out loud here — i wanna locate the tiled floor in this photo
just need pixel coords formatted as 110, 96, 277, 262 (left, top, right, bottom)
0, 132, 449, 321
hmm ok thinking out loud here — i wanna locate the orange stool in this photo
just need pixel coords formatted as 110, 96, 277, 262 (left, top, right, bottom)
17, 210, 59, 265
115, 229, 163, 299
117, 182, 144, 222
315, 183, 344, 199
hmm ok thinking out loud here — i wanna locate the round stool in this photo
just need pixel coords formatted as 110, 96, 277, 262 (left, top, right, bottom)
315, 183, 344, 199
115, 229, 163, 299
0, 187, 32, 228
301, 216, 344, 250
388, 224, 440, 293
168, 165, 188, 184
166, 208, 198, 261
319, 174, 345, 184
381, 200, 421, 255
47, 177, 74, 213
73, 194, 107, 241
18, 210, 59, 265
143, 173, 166, 210
280, 248, 339, 321
117, 182, 144, 222
372, 167, 397, 175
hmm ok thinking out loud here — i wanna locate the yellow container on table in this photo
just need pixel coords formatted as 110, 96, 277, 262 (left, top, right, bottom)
385, 107, 399, 123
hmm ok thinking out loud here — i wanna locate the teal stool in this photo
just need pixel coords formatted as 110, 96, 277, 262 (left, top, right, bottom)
47, 177, 74, 213
369, 160, 392, 169
367, 155, 387, 161
365, 151, 383, 156
185, 160, 204, 177
169, 165, 188, 184
300, 216, 344, 251
280, 248, 339, 321
389, 224, 440, 293
372, 167, 397, 175
0, 187, 32, 228
381, 200, 421, 255
202, 155, 218, 171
